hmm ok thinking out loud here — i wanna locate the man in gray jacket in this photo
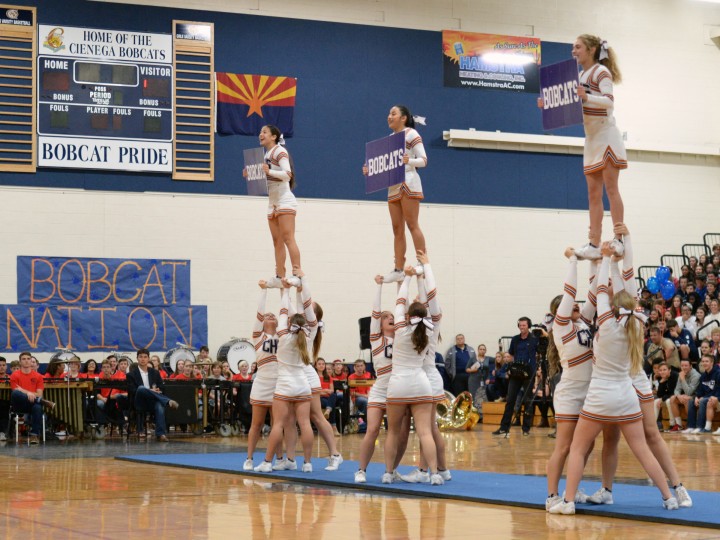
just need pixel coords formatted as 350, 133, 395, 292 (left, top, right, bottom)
445, 334, 477, 397
667, 358, 701, 432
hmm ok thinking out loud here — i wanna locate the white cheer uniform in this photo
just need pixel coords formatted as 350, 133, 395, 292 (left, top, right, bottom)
580, 63, 627, 175
386, 275, 433, 405
273, 284, 316, 403
387, 127, 427, 203
418, 266, 445, 403
580, 257, 642, 424
249, 288, 279, 407
552, 257, 597, 422
265, 144, 297, 220
367, 283, 394, 410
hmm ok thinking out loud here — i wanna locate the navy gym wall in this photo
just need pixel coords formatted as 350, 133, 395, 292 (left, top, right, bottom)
6, 0, 586, 210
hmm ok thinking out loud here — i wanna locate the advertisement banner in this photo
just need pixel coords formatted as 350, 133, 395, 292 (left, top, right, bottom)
442, 30, 541, 93
243, 147, 268, 196
539, 59, 583, 131
364, 131, 405, 194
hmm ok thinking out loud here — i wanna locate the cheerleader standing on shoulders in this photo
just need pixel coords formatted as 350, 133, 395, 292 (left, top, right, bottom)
400, 250, 450, 483
583, 224, 692, 508
243, 281, 283, 470
550, 242, 678, 515
363, 105, 428, 282
383, 262, 443, 485
539, 36, 626, 260
280, 287, 344, 472
255, 276, 317, 473
545, 249, 599, 510
244, 124, 302, 284
354, 274, 409, 483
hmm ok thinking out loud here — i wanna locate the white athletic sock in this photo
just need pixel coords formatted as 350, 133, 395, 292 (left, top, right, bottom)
674, 417, 683, 426
705, 421, 712, 430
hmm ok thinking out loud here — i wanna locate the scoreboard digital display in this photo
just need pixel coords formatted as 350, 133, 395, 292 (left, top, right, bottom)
37, 25, 173, 172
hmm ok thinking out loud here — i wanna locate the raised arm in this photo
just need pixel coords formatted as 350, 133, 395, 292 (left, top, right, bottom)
555, 252, 579, 331
621, 233, 637, 297
595, 248, 614, 331
423, 263, 441, 319
580, 259, 599, 323
277, 288, 290, 336
252, 285, 268, 344
370, 277, 384, 339
394, 275, 412, 330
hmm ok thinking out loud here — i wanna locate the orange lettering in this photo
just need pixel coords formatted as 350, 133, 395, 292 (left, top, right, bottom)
140, 265, 168, 305
161, 261, 187, 304
112, 260, 142, 303
162, 307, 192, 349
86, 260, 112, 304
6, 307, 37, 348
57, 306, 83, 350
29, 258, 55, 303
88, 307, 118, 350
57, 259, 86, 304
34, 307, 63, 348
128, 307, 157, 350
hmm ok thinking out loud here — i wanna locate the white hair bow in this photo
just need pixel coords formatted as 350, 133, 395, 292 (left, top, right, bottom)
318, 320, 325, 333
289, 323, 310, 336
409, 316, 434, 332
619, 307, 648, 324
413, 115, 427, 126
278, 133, 286, 146
599, 40, 609, 61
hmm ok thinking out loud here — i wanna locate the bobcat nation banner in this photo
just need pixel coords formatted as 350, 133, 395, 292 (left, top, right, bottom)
216, 73, 297, 137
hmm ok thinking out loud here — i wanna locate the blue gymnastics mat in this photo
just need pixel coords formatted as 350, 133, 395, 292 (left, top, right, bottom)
116, 452, 720, 529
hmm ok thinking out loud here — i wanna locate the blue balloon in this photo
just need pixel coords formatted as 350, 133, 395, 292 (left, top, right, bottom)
646, 277, 660, 294
661, 281, 675, 301
656, 266, 671, 283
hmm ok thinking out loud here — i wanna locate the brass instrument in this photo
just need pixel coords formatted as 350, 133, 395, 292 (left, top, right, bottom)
436, 390, 480, 431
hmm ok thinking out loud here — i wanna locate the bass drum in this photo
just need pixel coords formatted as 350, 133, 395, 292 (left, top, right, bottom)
50, 350, 76, 363
163, 347, 196, 374
216, 338, 256, 374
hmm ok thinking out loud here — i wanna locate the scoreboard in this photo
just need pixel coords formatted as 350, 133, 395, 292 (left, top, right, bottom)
37, 25, 173, 172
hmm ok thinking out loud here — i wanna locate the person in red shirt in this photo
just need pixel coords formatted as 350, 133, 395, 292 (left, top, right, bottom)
44, 359, 65, 379
232, 361, 253, 382
10, 352, 53, 444
348, 359, 373, 416
95, 359, 129, 422
82, 359, 98, 379
66, 357, 82, 380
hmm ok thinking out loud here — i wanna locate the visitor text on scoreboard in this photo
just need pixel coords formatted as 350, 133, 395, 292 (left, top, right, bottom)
37, 25, 173, 172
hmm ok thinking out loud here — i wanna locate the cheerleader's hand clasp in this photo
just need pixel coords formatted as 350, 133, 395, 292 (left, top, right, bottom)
564, 247, 575, 259
258, 280, 268, 289
576, 85, 587, 102
374, 275, 384, 285
362, 164, 368, 176
416, 250, 429, 265
404, 265, 416, 276
242, 168, 248, 178
600, 241, 614, 258
262, 163, 270, 174
537, 97, 544, 109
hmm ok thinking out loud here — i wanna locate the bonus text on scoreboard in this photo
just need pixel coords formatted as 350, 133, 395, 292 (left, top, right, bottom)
37, 25, 173, 172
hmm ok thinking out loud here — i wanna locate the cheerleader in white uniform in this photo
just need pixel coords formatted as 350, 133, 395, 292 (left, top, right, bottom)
243, 281, 283, 471
550, 242, 678, 514
400, 250, 451, 483
243, 124, 302, 283
255, 279, 316, 473
355, 274, 410, 483
362, 105, 428, 283
383, 263, 443, 486
538, 36, 626, 260
280, 288, 344, 472
584, 224, 693, 508
544, 249, 599, 510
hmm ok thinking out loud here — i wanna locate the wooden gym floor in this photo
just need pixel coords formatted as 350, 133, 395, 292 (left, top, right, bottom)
1, 424, 719, 539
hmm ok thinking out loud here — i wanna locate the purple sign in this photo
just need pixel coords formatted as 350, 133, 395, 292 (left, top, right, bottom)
243, 147, 268, 196
365, 131, 405, 194
540, 58, 583, 131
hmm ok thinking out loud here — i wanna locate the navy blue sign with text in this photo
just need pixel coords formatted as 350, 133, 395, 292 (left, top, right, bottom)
540, 59, 583, 131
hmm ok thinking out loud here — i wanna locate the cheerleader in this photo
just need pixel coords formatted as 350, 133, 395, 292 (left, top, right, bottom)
363, 105, 428, 282
550, 242, 678, 514
244, 124, 302, 283
280, 287, 344, 472
354, 275, 407, 483
545, 249, 599, 511
383, 262, 442, 485
255, 277, 317, 473
243, 281, 283, 471
538, 36, 626, 260
584, 224, 692, 508
400, 251, 450, 483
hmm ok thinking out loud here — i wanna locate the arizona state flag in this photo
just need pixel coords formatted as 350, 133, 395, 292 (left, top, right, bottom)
216, 73, 297, 137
